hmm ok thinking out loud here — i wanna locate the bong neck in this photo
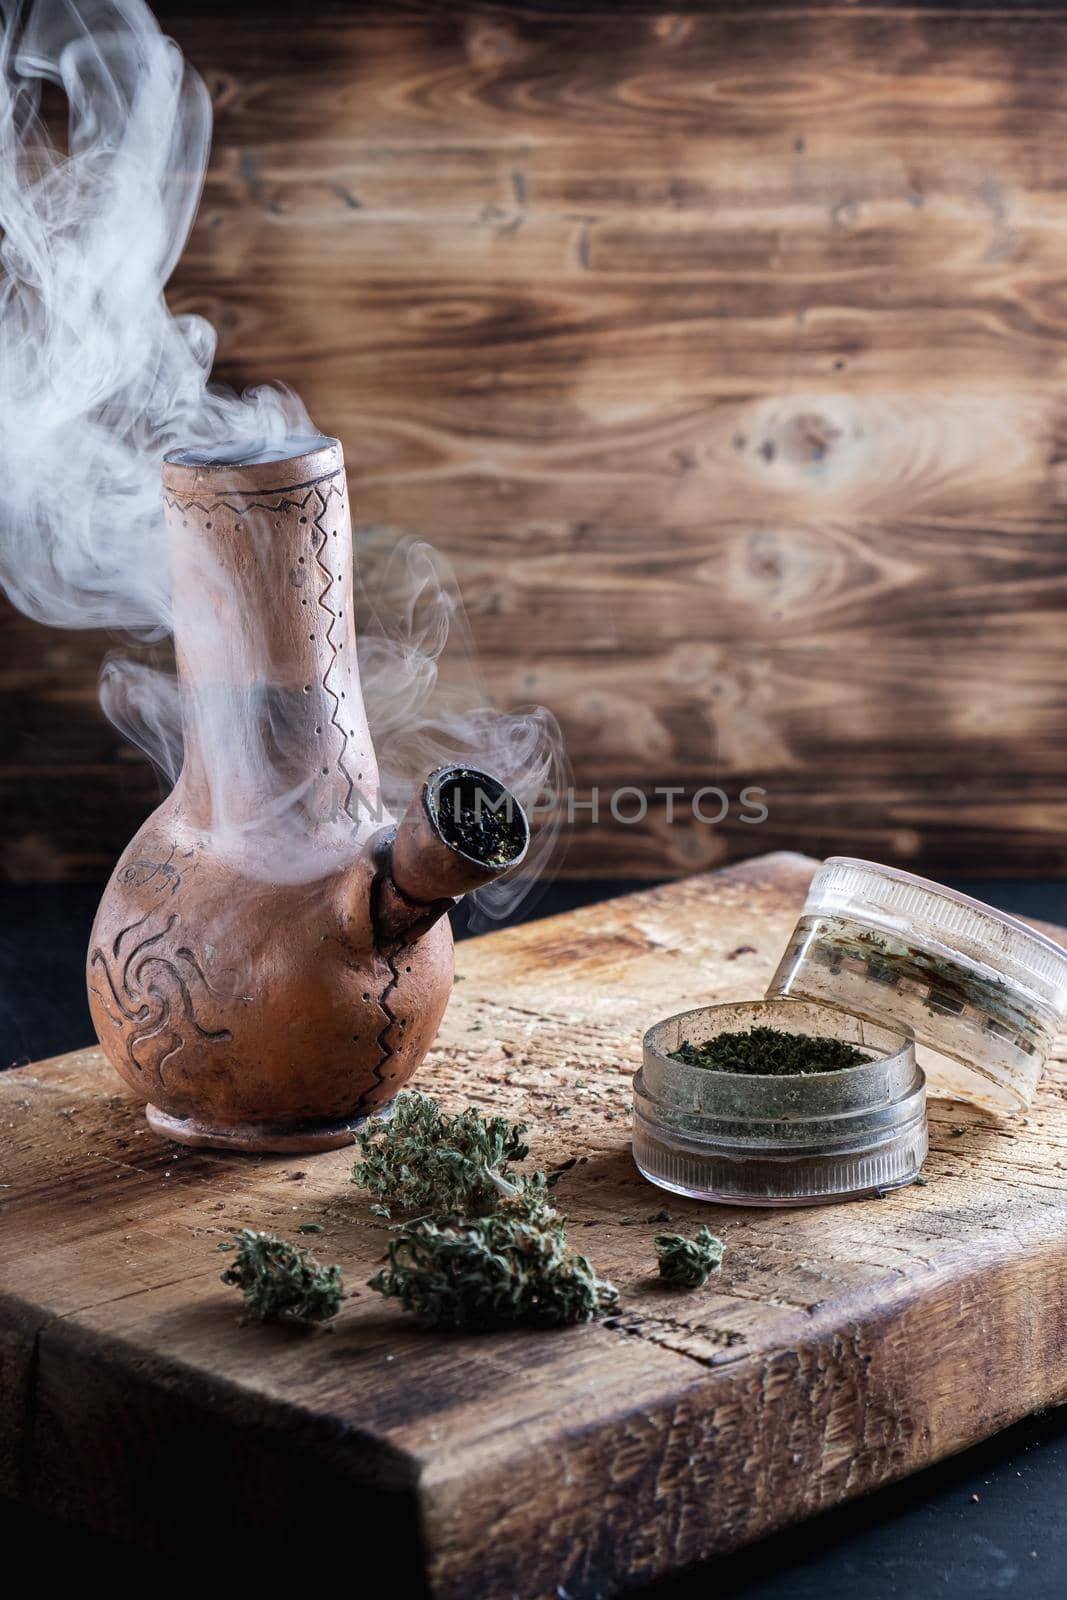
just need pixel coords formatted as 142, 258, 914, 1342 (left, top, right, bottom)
161, 438, 381, 838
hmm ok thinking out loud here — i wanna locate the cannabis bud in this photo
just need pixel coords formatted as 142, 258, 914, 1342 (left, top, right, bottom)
654, 1225, 724, 1290
219, 1228, 343, 1324
354, 1091, 618, 1330
371, 1203, 620, 1331
352, 1090, 545, 1217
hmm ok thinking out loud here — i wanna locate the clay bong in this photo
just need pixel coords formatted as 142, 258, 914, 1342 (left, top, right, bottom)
86, 437, 529, 1152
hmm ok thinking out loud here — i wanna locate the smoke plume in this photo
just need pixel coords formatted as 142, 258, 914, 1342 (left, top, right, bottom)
0, 0, 564, 915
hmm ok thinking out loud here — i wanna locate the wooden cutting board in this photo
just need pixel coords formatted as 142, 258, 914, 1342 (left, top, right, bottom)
2, 852, 1066, 1596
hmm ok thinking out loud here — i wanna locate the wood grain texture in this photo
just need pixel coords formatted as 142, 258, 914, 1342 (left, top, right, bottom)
5, 4, 1067, 879
2, 852, 1067, 1595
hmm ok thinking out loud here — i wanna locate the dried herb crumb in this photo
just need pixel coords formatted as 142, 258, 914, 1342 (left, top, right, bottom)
655, 1226, 724, 1289
219, 1229, 342, 1324
669, 1027, 869, 1076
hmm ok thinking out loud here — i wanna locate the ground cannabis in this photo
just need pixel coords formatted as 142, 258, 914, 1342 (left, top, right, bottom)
352, 1090, 546, 1217
432, 770, 526, 866
669, 1026, 869, 1076
371, 1201, 620, 1331
654, 1226, 724, 1289
219, 1229, 343, 1324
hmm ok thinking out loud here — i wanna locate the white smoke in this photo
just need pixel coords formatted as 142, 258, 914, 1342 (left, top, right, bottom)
0, 0, 564, 913
357, 533, 567, 924
0, 0, 316, 628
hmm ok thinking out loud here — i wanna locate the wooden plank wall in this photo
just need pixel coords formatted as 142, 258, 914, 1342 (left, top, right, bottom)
4, 1, 1067, 881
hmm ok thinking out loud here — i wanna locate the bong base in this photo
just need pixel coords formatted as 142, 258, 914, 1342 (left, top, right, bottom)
145, 1100, 392, 1154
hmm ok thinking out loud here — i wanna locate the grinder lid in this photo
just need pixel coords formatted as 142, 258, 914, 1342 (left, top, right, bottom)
766, 857, 1067, 1113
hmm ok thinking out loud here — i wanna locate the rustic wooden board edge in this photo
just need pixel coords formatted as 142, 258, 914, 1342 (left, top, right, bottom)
415, 1228, 1067, 1597
0, 1287, 420, 1482
3, 1299, 430, 1570
3, 852, 1067, 1597
10, 1220, 1063, 1597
